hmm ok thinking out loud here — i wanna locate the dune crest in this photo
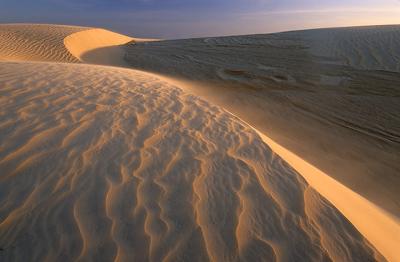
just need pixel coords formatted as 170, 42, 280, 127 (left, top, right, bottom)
0, 62, 383, 261
0, 24, 87, 62
0, 24, 153, 66
0, 23, 399, 261
64, 28, 156, 66
64, 28, 133, 66
253, 129, 400, 262
121, 26, 400, 216
118, 26, 400, 261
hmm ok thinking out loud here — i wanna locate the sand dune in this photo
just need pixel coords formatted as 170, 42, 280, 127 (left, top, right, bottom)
0, 62, 383, 261
64, 28, 157, 66
253, 129, 400, 262
0, 24, 88, 62
64, 28, 133, 66
1, 23, 399, 261
123, 26, 400, 221
290, 25, 400, 72
0, 24, 153, 66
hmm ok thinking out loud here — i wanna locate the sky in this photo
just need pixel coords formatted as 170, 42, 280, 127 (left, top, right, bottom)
1, 0, 400, 38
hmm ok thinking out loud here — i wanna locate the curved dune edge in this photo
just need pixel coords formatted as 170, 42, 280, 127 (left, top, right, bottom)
0, 23, 398, 260
0, 24, 88, 62
121, 25, 400, 221
62, 26, 400, 261
0, 61, 382, 261
64, 28, 133, 66
64, 28, 157, 66
253, 125, 400, 262
154, 75, 400, 262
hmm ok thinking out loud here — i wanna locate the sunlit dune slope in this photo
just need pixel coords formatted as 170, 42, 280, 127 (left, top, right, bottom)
0, 24, 88, 62
0, 62, 383, 262
123, 25, 400, 219
0, 24, 148, 65
64, 28, 157, 66
64, 28, 133, 66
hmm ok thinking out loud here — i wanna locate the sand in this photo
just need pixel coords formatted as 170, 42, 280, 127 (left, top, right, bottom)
0, 23, 398, 261
0, 24, 88, 62
0, 61, 384, 261
64, 28, 133, 66
294, 25, 400, 72
122, 26, 400, 220
64, 28, 157, 66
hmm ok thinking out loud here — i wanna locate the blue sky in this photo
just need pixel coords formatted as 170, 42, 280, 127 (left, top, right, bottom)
1, 0, 400, 38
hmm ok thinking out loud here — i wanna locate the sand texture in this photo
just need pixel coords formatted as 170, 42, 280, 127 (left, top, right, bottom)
123, 25, 400, 220
64, 28, 133, 66
293, 25, 400, 72
0, 24, 88, 62
0, 62, 383, 261
0, 23, 399, 261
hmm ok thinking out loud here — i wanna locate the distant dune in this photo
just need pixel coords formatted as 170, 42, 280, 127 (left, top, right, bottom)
292, 25, 400, 72
0, 23, 399, 262
0, 24, 88, 62
0, 24, 152, 66
64, 28, 133, 66
123, 25, 400, 220
64, 28, 156, 66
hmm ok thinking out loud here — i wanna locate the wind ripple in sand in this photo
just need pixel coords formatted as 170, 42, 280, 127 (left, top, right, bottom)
123, 26, 400, 219
294, 25, 400, 72
0, 62, 383, 261
0, 24, 89, 63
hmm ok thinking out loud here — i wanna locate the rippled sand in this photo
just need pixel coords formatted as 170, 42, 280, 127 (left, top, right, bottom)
0, 24, 87, 62
0, 23, 398, 261
123, 25, 400, 219
0, 62, 384, 261
300, 25, 400, 72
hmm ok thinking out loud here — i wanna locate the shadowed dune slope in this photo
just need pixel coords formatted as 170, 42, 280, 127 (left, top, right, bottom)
0, 62, 383, 262
288, 25, 400, 72
64, 28, 133, 66
123, 25, 400, 219
64, 28, 157, 66
0, 24, 88, 62
0, 24, 153, 65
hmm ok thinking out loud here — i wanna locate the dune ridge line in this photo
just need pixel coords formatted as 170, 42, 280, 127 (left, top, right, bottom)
0, 61, 384, 261
155, 73, 400, 262
0, 23, 398, 261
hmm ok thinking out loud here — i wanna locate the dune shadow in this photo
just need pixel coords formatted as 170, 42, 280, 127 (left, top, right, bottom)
80, 45, 131, 67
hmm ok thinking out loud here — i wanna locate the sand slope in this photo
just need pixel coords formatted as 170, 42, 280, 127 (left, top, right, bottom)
0, 24, 88, 62
0, 62, 383, 261
64, 28, 157, 66
291, 25, 400, 72
1, 23, 399, 261
64, 28, 133, 66
123, 25, 400, 220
